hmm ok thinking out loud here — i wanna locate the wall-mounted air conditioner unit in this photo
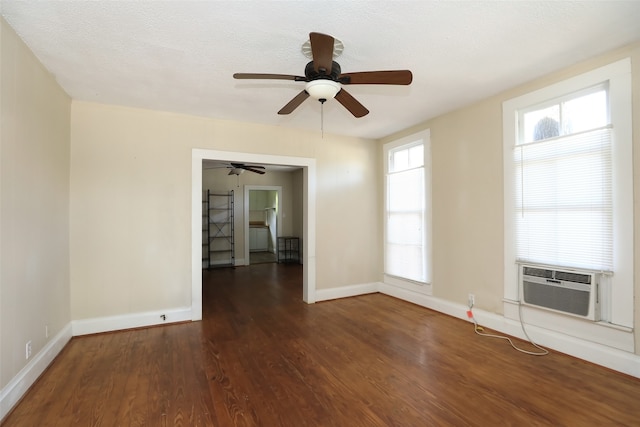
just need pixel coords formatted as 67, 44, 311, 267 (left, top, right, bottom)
520, 265, 600, 321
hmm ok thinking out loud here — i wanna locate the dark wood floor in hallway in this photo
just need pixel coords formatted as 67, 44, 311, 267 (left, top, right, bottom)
3, 263, 640, 426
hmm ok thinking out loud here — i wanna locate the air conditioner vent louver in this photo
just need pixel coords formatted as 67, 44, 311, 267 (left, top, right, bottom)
522, 266, 553, 278
554, 271, 591, 284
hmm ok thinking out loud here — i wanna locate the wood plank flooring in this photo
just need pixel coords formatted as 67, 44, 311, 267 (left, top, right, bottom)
3, 263, 640, 426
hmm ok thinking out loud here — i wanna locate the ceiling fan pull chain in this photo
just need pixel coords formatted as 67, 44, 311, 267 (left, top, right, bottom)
320, 99, 325, 138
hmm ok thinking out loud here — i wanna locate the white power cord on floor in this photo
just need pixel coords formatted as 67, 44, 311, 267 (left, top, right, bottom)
467, 301, 548, 356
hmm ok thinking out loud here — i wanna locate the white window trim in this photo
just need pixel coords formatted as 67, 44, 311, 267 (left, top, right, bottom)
502, 58, 633, 347
383, 129, 432, 295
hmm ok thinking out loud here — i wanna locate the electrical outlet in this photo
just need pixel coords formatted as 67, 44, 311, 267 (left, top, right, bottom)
26, 341, 32, 359
468, 293, 475, 308
45, 325, 49, 339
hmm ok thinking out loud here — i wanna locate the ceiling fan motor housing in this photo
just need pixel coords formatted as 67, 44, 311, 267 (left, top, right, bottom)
305, 60, 342, 81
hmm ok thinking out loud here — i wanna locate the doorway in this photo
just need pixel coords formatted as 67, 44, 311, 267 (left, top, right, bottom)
192, 149, 317, 321
245, 186, 282, 265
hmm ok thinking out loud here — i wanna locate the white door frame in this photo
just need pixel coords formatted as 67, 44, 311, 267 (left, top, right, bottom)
244, 186, 282, 264
192, 149, 316, 320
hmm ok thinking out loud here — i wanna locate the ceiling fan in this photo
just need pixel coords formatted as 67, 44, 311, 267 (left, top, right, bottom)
202, 160, 266, 175
233, 32, 413, 118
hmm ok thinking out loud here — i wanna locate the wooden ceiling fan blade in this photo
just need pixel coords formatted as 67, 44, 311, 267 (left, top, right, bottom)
233, 73, 306, 81
230, 163, 265, 169
339, 70, 413, 85
242, 166, 266, 175
278, 90, 310, 115
335, 89, 369, 118
309, 32, 334, 75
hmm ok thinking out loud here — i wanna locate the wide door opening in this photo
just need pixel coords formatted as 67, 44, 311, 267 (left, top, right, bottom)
192, 149, 317, 321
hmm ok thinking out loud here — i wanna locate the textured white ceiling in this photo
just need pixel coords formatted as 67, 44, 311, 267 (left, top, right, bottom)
2, 1, 640, 140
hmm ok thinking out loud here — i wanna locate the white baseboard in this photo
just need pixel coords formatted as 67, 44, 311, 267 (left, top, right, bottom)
71, 307, 192, 336
315, 282, 379, 302
474, 307, 640, 378
0, 323, 73, 422
378, 282, 640, 379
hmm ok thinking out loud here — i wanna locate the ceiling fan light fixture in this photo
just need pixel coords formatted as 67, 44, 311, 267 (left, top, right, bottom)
228, 168, 244, 176
305, 79, 341, 101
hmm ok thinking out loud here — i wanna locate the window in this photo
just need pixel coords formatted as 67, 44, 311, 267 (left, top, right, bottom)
514, 86, 612, 271
384, 131, 431, 285
503, 58, 633, 330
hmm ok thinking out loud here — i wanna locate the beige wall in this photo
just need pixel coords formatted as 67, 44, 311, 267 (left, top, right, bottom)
0, 18, 71, 390
381, 41, 640, 353
70, 102, 380, 320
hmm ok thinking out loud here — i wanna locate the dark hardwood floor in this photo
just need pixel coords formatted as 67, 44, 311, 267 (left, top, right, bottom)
3, 263, 640, 426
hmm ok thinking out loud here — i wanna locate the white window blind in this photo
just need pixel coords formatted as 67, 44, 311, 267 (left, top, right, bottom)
385, 143, 426, 283
514, 126, 613, 271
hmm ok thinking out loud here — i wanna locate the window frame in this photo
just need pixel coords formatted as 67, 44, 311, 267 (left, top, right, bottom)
517, 83, 610, 144
383, 130, 432, 293
503, 58, 633, 335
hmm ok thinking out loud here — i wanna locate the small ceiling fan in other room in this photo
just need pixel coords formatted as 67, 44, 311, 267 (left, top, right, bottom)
203, 162, 266, 175
233, 32, 413, 118
226, 163, 266, 175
